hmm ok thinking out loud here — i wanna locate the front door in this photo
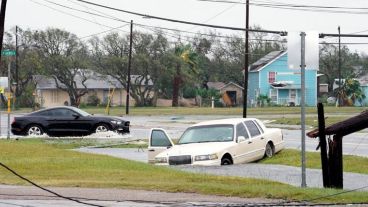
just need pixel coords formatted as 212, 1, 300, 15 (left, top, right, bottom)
148, 128, 174, 163
289, 89, 296, 105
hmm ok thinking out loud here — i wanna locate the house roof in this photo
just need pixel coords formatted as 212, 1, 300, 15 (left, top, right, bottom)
221, 82, 244, 90
34, 70, 153, 90
249, 51, 286, 72
207, 81, 244, 90
207, 82, 226, 90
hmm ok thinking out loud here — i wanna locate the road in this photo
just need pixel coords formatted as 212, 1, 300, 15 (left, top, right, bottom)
2, 113, 368, 157
2, 113, 368, 206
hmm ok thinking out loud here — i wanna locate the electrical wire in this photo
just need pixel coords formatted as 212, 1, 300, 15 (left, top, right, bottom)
29, 0, 129, 33
0, 162, 105, 207
73, 0, 286, 34
186, 3, 238, 31
31, 0, 286, 44
79, 24, 130, 39
198, 0, 368, 14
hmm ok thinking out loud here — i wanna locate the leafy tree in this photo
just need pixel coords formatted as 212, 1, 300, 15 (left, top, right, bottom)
172, 44, 198, 107
90, 31, 169, 106
319, 44, 361, 95
336, 78, 366, 106
33, 28, 90, 107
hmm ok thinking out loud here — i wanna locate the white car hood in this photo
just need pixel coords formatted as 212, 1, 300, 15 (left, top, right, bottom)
156, 142, 235, 157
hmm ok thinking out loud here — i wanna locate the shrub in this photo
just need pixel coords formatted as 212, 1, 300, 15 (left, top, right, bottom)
87, 94, 100, 106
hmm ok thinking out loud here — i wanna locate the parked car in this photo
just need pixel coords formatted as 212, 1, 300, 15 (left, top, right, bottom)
11, 106, 130, 136
148, 118, 284, 166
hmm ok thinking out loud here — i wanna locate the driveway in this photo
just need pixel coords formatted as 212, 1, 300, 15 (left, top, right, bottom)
77, 147, 368, 191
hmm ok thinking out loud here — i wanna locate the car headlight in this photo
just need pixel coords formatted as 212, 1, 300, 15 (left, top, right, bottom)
194, 154, 218, 161
155, 157, 168, 163
111, 120, 122, 125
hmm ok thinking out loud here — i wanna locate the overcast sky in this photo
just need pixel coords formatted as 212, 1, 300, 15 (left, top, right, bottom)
5, 0, 368, 53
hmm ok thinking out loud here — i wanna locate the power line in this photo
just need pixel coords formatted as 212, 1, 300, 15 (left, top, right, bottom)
29, 0, 128, 33
0, 162, 105, 207
186, 2, 238, 31
198, 0, 368, 14
79, 24, 130, 39
74, 0, 286, 35
32, 0, 285, 44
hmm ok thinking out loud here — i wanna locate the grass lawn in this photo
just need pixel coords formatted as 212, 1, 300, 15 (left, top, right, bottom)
13, 106, 368, 128
260, 149, 368, 174
272, 116, 350, 127
75, 106, 368, 116
0, 139, 367, 204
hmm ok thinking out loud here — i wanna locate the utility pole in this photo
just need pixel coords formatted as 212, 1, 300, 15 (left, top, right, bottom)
243, 0, 249, 118
300, 32, 307, 188
338, 26, 341, 107
0, 0, 7, 62
14, 25, 19, 111
126, 20, 133, 115
7, 59, 10, 139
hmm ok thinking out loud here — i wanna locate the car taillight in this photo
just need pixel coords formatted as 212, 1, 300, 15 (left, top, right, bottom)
11, 118, 15, 125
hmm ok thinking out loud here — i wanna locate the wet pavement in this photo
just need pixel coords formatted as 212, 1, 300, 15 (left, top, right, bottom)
76, 148, 368, 191
0, 185, 281, 207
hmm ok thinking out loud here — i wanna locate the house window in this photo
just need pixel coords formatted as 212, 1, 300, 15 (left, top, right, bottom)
268, 72, 276, 83
290, 89, 296, 100
270, 89, 277, 102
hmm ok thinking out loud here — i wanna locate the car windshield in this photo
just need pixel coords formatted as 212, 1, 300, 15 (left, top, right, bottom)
71, 107, 91, 117
178, 124, 234, 144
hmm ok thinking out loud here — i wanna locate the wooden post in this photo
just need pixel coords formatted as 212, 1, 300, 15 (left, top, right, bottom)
329, 135, 343, 189
334, 135, 343, 188
317, 103, 330, 187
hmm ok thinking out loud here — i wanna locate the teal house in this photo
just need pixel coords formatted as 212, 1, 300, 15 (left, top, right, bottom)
248, 51, 317, 106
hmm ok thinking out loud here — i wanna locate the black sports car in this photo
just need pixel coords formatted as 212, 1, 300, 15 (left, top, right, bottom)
11, 106, 130, 136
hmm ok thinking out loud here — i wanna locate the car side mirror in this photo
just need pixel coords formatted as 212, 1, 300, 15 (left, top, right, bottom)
72, 114, 80, 119
238, 136, 246, 143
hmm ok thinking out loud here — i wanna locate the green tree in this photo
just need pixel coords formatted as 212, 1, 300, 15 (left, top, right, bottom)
33, 28, 90, 106
335, 78, 365, 106
172, 44, 198, 107
319, 43, 361, 95
90, 31, 169, 106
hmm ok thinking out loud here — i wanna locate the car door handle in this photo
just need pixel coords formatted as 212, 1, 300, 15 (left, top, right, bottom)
248, 141, 253, 144
148, 149, 155, 152
261, 137, 265, 140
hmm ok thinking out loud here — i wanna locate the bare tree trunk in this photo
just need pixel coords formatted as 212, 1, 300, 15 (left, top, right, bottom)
172, 63, 181, 107
172, 76, 180, 107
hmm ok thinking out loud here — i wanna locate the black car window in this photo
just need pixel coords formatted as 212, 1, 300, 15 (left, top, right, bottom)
151, 130, 172, 147
51, 109, 64, 117
37, 111, 51, 116
236, 123, 249, 142
51, 109, 75, 117
64, 109, 78, 117
244, 121, 261, 137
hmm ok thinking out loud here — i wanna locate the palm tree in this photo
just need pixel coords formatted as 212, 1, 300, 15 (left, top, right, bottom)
172, 44, 198, 107
336, 78, 366, 106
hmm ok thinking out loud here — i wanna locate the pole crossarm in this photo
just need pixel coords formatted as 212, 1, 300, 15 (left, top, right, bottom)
319, 33, 368, 38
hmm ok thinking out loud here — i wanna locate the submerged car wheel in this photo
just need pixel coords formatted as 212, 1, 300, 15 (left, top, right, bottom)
27, 125, 44, 136
221, 157, 233, 165
265, 142, 274, 158
95, 124, 109, 133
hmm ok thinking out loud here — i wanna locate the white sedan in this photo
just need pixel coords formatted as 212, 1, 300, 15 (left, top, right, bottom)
148, 118, 284, 166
